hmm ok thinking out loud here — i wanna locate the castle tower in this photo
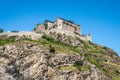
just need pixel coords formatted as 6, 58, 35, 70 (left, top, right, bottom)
56, 17, 81, 35
56, 17, 63, 29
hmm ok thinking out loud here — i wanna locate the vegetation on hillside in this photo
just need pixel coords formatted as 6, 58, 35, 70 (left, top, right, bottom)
0, 34, 120, 80
0, 36, 16, 46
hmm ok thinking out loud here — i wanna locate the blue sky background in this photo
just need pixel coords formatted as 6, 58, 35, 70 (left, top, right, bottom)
0, 0, 120, 56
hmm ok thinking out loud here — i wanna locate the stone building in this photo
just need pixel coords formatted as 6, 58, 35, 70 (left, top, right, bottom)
44, 20, 56, 30
34, 17, 81, 35
56, 17, 81, 35
33, 17, 92, 41
33, 24, 45, 33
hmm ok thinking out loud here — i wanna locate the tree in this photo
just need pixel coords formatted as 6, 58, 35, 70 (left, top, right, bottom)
11, 30, 19, 32
0, 28, 3, 33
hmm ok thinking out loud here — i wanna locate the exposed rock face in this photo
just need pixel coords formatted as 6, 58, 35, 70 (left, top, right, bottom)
0, 31, 42, 40
0, 32, 120, 80
0, 43, 110, 80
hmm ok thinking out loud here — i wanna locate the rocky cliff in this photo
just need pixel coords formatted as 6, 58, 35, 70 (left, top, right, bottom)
0, 31, 120, 80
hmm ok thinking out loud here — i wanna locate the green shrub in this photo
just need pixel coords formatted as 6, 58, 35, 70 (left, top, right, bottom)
103, 46, 107, 49
81, 64, 90, 71
49, 45, 55, 53
42, 35, 56, 43
42, 35, 78, 52
89, 58, 99, 67
88, 41, 94, 45
90, 49, 100, 53
73, 61, 83, 71
0, 36, 16, 46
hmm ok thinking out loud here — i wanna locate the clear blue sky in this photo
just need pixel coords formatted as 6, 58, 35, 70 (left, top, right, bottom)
0, 0, 120, 56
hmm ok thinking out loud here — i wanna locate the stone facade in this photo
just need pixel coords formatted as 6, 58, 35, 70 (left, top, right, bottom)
56, 17, 81, 35
34, 17, 81, 35
44, 20, 56, 30
34, 24, 45, 33
33, 17, 92, 41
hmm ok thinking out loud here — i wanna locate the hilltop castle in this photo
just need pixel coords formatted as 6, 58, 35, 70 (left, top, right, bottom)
33, 17, 92, 41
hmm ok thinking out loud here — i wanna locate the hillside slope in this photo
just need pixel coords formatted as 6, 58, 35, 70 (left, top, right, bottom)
0, 32, 120, 80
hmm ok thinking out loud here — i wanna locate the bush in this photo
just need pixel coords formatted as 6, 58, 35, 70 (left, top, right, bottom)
42, 35, 56, 43
89, 59, 99, 67
49, 45, 55, 53
0, 28, 3, 33
103, 46, 107, 49
88, 41, 94, 45
41, 35, 79, 52
73, 61, 83, 71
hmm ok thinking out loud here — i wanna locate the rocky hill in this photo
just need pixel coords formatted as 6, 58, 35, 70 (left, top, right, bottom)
0, 31, 120, 80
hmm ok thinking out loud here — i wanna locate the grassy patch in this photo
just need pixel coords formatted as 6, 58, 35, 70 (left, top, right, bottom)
0, 36, 16, 46
81, 64, 90, 71
88, 41, 94, 45
90, 49, 103, 53
76, 37, 89, 49
41, 35, 79, 53
42, 35, 56, 43
86, 57, 100, 68
73, 61, 83, 71
89, 59, 99, 66
49, 45, 55, 53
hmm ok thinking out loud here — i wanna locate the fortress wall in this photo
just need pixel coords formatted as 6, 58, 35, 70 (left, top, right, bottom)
62, 20, 78, 34
57, 18, 63, 29
71, 26, 75, 32
67, 25, 71, 31
62, 22, 75, 33
47, 22, 54, 30
34, 24, 45, 33
34, 17, 91, 41
81, 34, 92, 41
62, 23, 67, 30
75, 26, 80, 35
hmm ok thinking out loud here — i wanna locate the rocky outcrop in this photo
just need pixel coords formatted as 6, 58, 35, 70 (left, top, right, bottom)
0, 31, 42, 40
0, 31, 120, 80
0, 42, 111, 80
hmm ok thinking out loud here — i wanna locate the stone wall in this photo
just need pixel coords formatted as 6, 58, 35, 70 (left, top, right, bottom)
81, 34, 92, 41
34, 24, 45, 33
73, 25, 80, 35
56, 18, 81, 35
33, 17, 91, 40
34, 18, 81, 35
56, 18, 63, 29
45, 21, 55, 30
